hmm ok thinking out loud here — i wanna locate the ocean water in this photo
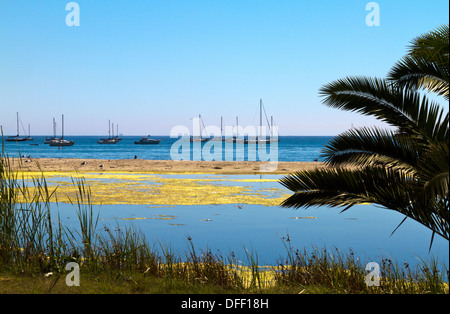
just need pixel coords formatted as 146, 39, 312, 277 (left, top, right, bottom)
2, 135, 332, 162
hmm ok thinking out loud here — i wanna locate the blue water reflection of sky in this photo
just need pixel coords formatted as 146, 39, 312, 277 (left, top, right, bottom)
53, 173, 449, 270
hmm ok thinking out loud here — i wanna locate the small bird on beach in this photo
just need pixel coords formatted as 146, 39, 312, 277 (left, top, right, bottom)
81, 161, 86, 165
99, 164, 104, 168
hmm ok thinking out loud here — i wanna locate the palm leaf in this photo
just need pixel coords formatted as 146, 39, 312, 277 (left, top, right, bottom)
408, 24, 449, 59
279, 167, 449, 241
416, 142, 449, 200
320, 126, 422, 171
319, 76, 448, 141
279, 167, 412, 211
388, 24, 449, 100
388, 54, 449, 100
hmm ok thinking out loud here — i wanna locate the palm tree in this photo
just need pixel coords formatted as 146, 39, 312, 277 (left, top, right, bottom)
280, 25, 449, 247
388, 24, 448, 100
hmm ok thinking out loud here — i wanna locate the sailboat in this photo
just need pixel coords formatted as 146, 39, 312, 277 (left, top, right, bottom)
26, 124, 34, 141
49, 114, 75, 147
269, 115, 279, 142
44, 118, 58, 144
244, 99, 279, 144
190, 114, 210, 142
6, 112, 30, 142
224, 116, 241, 143
98, 120, 118, 144
114, 124, 122, 142
211, 116, 224, 141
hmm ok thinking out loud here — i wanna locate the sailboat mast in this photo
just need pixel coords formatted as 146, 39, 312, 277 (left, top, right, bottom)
16, 112, 19, 136
62, 114, 64, 139
271, 116, 273, 137
259, 99, 263, 138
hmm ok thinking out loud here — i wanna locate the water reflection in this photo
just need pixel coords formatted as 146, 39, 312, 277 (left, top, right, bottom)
47, 173, 449, 268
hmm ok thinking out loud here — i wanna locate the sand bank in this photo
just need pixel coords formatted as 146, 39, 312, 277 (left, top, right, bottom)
9, 157, 324, 174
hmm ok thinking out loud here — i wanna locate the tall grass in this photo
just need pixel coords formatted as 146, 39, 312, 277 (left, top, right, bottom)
0, 141, 79, 274
0, 137, 448, 293
273, 234, 448, 294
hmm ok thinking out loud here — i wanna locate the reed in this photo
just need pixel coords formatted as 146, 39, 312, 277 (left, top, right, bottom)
0, 139, 59, 273
68, 176, 99, 267
273, 235, 448, 294
184, 236, 245, 289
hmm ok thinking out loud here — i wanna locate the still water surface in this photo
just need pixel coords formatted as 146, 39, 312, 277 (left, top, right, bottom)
50, 173, 449, 269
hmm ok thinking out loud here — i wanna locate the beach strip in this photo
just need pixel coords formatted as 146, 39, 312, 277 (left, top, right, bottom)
9, 158, 324, 174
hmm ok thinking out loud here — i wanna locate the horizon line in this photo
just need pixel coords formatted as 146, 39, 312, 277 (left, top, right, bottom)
1, 134, 336, 138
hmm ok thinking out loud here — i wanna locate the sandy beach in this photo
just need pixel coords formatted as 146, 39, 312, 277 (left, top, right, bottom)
9, 157, 324, 174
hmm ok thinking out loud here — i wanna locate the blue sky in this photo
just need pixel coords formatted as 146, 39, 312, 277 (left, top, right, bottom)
0, 0, 448, 136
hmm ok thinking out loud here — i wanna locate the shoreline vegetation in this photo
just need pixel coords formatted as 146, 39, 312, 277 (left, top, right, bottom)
1, 149, 448, 294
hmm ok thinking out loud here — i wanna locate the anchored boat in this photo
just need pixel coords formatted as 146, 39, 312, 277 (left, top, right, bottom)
190, 114, 210, 142
98, 120, 119, 144
135, 136, 161, 145
244, 99, 279, 144
49, 114, 75, 147
6, 112, 32, 142
44, 118, 58, 144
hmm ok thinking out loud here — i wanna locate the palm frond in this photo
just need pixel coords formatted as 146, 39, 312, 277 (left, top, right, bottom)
319, 76, 412, 129
388, 24, 449, 100
320, 126, 422, 171
417, 142, 449, 200
388, 54, 449, 100
408, 24, 449, 58
279, 167, 412, 211
279, 167, 449, 240
319, 76, 448, 141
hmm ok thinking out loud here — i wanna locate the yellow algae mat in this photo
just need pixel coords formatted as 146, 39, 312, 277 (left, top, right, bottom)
16, 171, 292, 206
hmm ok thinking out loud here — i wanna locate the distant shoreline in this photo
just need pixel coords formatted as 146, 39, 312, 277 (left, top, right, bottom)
9, 157, 325, 175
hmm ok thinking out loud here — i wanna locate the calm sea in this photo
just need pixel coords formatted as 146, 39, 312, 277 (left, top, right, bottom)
2, 135, 332, 162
